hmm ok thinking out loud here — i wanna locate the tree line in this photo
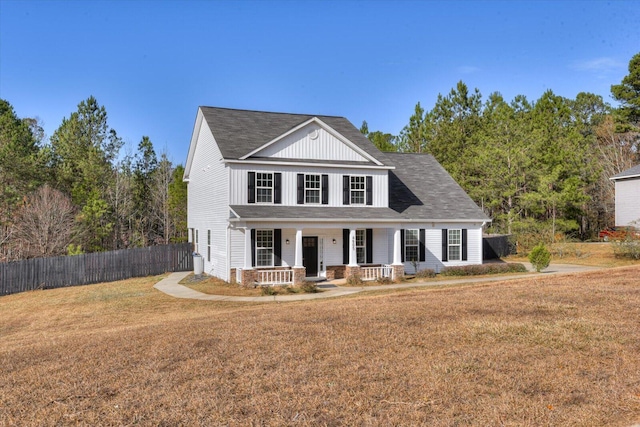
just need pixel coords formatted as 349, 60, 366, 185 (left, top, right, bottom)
361, 52, 640, 246
0, 96, 187, 262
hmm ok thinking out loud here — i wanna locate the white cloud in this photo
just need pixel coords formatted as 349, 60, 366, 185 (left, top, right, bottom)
572, 57, 624, 73
457, 65, 480, 74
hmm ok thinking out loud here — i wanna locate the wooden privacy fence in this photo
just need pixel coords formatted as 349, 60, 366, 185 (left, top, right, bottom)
0, 243, 193, 296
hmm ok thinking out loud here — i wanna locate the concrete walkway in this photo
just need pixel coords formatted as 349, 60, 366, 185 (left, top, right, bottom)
154, 262, 602, 302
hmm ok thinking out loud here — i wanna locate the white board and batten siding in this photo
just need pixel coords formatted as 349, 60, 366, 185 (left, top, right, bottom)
187, 120, 231, 281
256, 123, 369, 162
229, 164, 388, 207
615, 179, 640, 227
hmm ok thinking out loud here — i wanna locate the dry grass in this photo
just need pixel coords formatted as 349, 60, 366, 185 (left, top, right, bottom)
2, 267, 640, 426
180, 274, 320, 296
180, 273, 265, 296
509, 241, 640, 268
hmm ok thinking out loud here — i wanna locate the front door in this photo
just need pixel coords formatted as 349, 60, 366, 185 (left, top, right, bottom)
302, 236, 318, 277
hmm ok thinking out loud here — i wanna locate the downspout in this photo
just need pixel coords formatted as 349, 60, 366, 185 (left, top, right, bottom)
227, 223, 231, 282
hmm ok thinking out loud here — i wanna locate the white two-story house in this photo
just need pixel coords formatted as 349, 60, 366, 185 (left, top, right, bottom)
184, 107, 490, 285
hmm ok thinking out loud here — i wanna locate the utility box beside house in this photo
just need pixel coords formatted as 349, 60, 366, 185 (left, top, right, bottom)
193, 254, 204, 275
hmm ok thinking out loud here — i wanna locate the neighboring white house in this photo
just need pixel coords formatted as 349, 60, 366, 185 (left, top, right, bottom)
611, 164, 640, 227
184, 107, 490, 285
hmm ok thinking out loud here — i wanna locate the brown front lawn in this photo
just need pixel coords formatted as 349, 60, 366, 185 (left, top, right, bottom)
1, 266, 639, 426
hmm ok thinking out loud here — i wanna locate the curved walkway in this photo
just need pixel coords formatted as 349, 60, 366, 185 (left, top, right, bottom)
154, 263, 602, 302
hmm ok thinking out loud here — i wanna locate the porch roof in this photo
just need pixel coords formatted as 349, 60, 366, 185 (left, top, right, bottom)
229, 205, 485, 223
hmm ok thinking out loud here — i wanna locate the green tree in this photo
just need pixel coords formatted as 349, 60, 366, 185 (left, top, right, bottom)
49, 96, 122, 251
168, 165, 188, 243
476, 93, 533, 234
132, 136, 158, 246
611, 52, 640, 132
0, 100, 45, 260
398, 102, 428, 153
0, 99, 43, 213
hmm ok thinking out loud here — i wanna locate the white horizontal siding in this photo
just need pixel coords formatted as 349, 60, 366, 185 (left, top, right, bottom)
615, 178, 640, 226
228, 224, 484, 275
229, 164, 388, 207
187, 119, 230, 281
256, 123, 368, 162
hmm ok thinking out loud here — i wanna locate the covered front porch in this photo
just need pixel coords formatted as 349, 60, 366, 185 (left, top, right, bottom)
232, 225, 405, 286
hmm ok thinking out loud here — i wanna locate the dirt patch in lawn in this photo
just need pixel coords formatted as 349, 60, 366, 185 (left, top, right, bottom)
1, 266, 640, 426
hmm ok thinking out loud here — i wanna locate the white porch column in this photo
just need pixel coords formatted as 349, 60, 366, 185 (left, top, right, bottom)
294, 228, 303, 268
244, 227, 253, 269
392, 228, 402, 265
348, 228, 358, 266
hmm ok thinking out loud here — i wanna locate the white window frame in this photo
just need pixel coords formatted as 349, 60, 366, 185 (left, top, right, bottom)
256, 172, 273, 204
405, 229, 419, 262
350, 175, 366, 205
255, 229, 274, 267
207, 230, 211, 262
305, 174, 321, 204
448, 229, 462, 261
355, 229, 366, 264
195, 229, 199, 254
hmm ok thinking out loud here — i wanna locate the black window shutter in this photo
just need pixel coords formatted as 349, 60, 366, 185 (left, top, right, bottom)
401, 229, 405, 263
274, 229, 282, 266
462, 229, 468, 261
419, 229, 426, 262
366, 176, 373, 205
322, 174, 329, 204
343, 175, 350, 205
248, 172, 255, 204
442, 229, 448, 262
297, 174, 304, 204
251, 229, 256, 267
274, 173, 282, 204
342, 229, 349, 264
366, 229, 373, 264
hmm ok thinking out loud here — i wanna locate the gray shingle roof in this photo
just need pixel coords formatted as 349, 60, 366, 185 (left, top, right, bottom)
386, 152, 489, 221
230, 205, 403, 221
200, 106, 390, 164
612, 164, 640, 180
203, 106, 488, 223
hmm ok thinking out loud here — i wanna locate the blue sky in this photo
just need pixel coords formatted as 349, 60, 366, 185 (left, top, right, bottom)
1, 0, 638, 165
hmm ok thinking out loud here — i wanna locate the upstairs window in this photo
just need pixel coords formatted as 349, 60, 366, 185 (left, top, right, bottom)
350, 176, 366, 205
256, 173, 273, 203
305, 174, 321, 204
343, 175, 372, 205
249, 172, 281, 204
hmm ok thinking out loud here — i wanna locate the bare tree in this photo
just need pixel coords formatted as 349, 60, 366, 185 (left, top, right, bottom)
151, 154, 172, 245
15, 185, 75, 258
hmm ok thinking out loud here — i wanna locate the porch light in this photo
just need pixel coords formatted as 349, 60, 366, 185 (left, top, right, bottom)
332, 239, 337, 244
286, 239, 290, 245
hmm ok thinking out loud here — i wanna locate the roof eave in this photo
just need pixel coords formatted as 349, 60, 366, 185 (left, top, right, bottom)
223, 158, 395, 170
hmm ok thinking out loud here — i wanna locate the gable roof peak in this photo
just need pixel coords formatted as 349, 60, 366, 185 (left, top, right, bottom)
197, 106, 390, 165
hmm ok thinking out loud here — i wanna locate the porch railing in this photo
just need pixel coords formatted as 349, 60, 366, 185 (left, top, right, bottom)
361, 264, 393, 281
257, 269, 293, 286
